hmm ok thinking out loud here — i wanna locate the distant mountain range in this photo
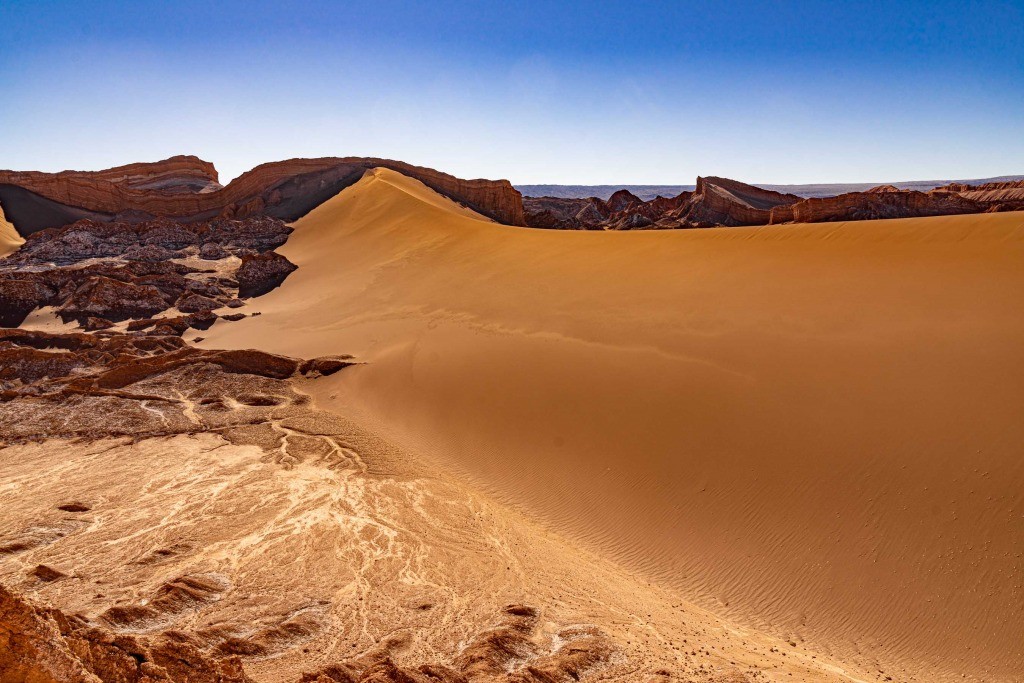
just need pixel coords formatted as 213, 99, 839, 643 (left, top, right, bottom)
517, 175, 1024, 200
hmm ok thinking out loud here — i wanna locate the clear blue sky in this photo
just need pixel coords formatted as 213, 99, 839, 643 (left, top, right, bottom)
1, 1, 1022, 184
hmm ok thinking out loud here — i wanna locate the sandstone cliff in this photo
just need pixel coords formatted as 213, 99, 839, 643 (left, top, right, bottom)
936, 178, 1024, 203
769, 189, 987, 223
523, 176, 794, 230
674, 177, 800, 227
0, 157, 525, 234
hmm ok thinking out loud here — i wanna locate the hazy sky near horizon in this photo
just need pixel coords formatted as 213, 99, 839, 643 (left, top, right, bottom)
1, 1, 1022, 185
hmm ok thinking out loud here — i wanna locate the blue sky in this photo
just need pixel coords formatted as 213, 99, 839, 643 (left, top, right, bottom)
1, 1, 1022, 184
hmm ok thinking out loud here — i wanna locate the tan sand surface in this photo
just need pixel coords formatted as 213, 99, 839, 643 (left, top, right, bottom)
197, 168, 1024, 682
0, 201, 25, 257
0, 420, 857, 683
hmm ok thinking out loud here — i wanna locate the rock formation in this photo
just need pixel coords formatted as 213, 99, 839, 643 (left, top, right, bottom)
523, 176, 798, 230
525, 174, 1024, 230
0, 583, 252, 683
769, 189, 987, 223
935, 178, 1024, 203
0, 587, 614, 683
7, 157, 1019, 237
236, 251, 298, 298
0, 157, 525, 234
674, 177, 801, 226
0, 216, 295, 328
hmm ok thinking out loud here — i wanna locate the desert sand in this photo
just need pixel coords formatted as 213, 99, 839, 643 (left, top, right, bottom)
196, 168, 1024, 682
0, 201, 25, 256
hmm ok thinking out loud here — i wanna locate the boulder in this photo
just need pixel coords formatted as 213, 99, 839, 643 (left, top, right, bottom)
236, 252, 297, 298
176, 293, 221, 313
59, 276, 167, 323
199, 242, 229, 260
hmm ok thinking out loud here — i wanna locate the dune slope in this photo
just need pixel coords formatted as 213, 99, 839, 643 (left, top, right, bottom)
0, 201, 25, 256
198, 168, 1024, 682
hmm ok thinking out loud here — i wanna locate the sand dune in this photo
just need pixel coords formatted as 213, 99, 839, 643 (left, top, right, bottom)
198, 168, 1024, 682
0, 201, 25, 256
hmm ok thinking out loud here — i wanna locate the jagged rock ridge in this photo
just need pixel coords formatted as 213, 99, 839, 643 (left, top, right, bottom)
0, 157, 525, 234
524, 175, 1024, 230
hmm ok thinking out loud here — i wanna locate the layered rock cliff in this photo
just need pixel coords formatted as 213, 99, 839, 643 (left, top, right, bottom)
0, 157, 525, 234
675, 177, 801, 227
523, 176, 795, 230
936, 178, 1024, 203
769, 189, 987, 224
525, 174, 1024, 230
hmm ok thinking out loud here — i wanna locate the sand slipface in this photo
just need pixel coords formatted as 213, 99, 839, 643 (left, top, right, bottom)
0, 201, 25, 256
198, 168, 1024, 682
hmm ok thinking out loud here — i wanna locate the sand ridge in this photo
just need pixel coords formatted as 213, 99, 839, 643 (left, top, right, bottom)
196, 168, 1024, 681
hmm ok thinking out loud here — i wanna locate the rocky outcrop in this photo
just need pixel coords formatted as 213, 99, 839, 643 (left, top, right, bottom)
0, 155, 220, 199
0, 279, 54, 327
236, 251, 298, 298
298, 604, 612, 683
524, 174, 1024, 231
936, 178, 1024, 203
524, 176, 796, 230
769, 189, 987, 224
0, 583, 252, 683
605, 189, 643, 213
676, 177, 800, 227
0, 216, 295, 328
0, 327, 354, 441
59, 276, 168, 323
0, 157, 525, 233
1, 587, 612, 683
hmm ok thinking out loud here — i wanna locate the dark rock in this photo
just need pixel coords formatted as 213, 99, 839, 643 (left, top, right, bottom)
124, 244, 177, 262
770, 189, 987, 224
58, 276, 167, 323
0, 279, 54, 327
199, 242, 229, 260
28, 564, 67, 582
299, 356, 354, 377
82, 317, 114, 331
0, 347, 86, 383
176, 293, 221, 313
236, 251, 297, 298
